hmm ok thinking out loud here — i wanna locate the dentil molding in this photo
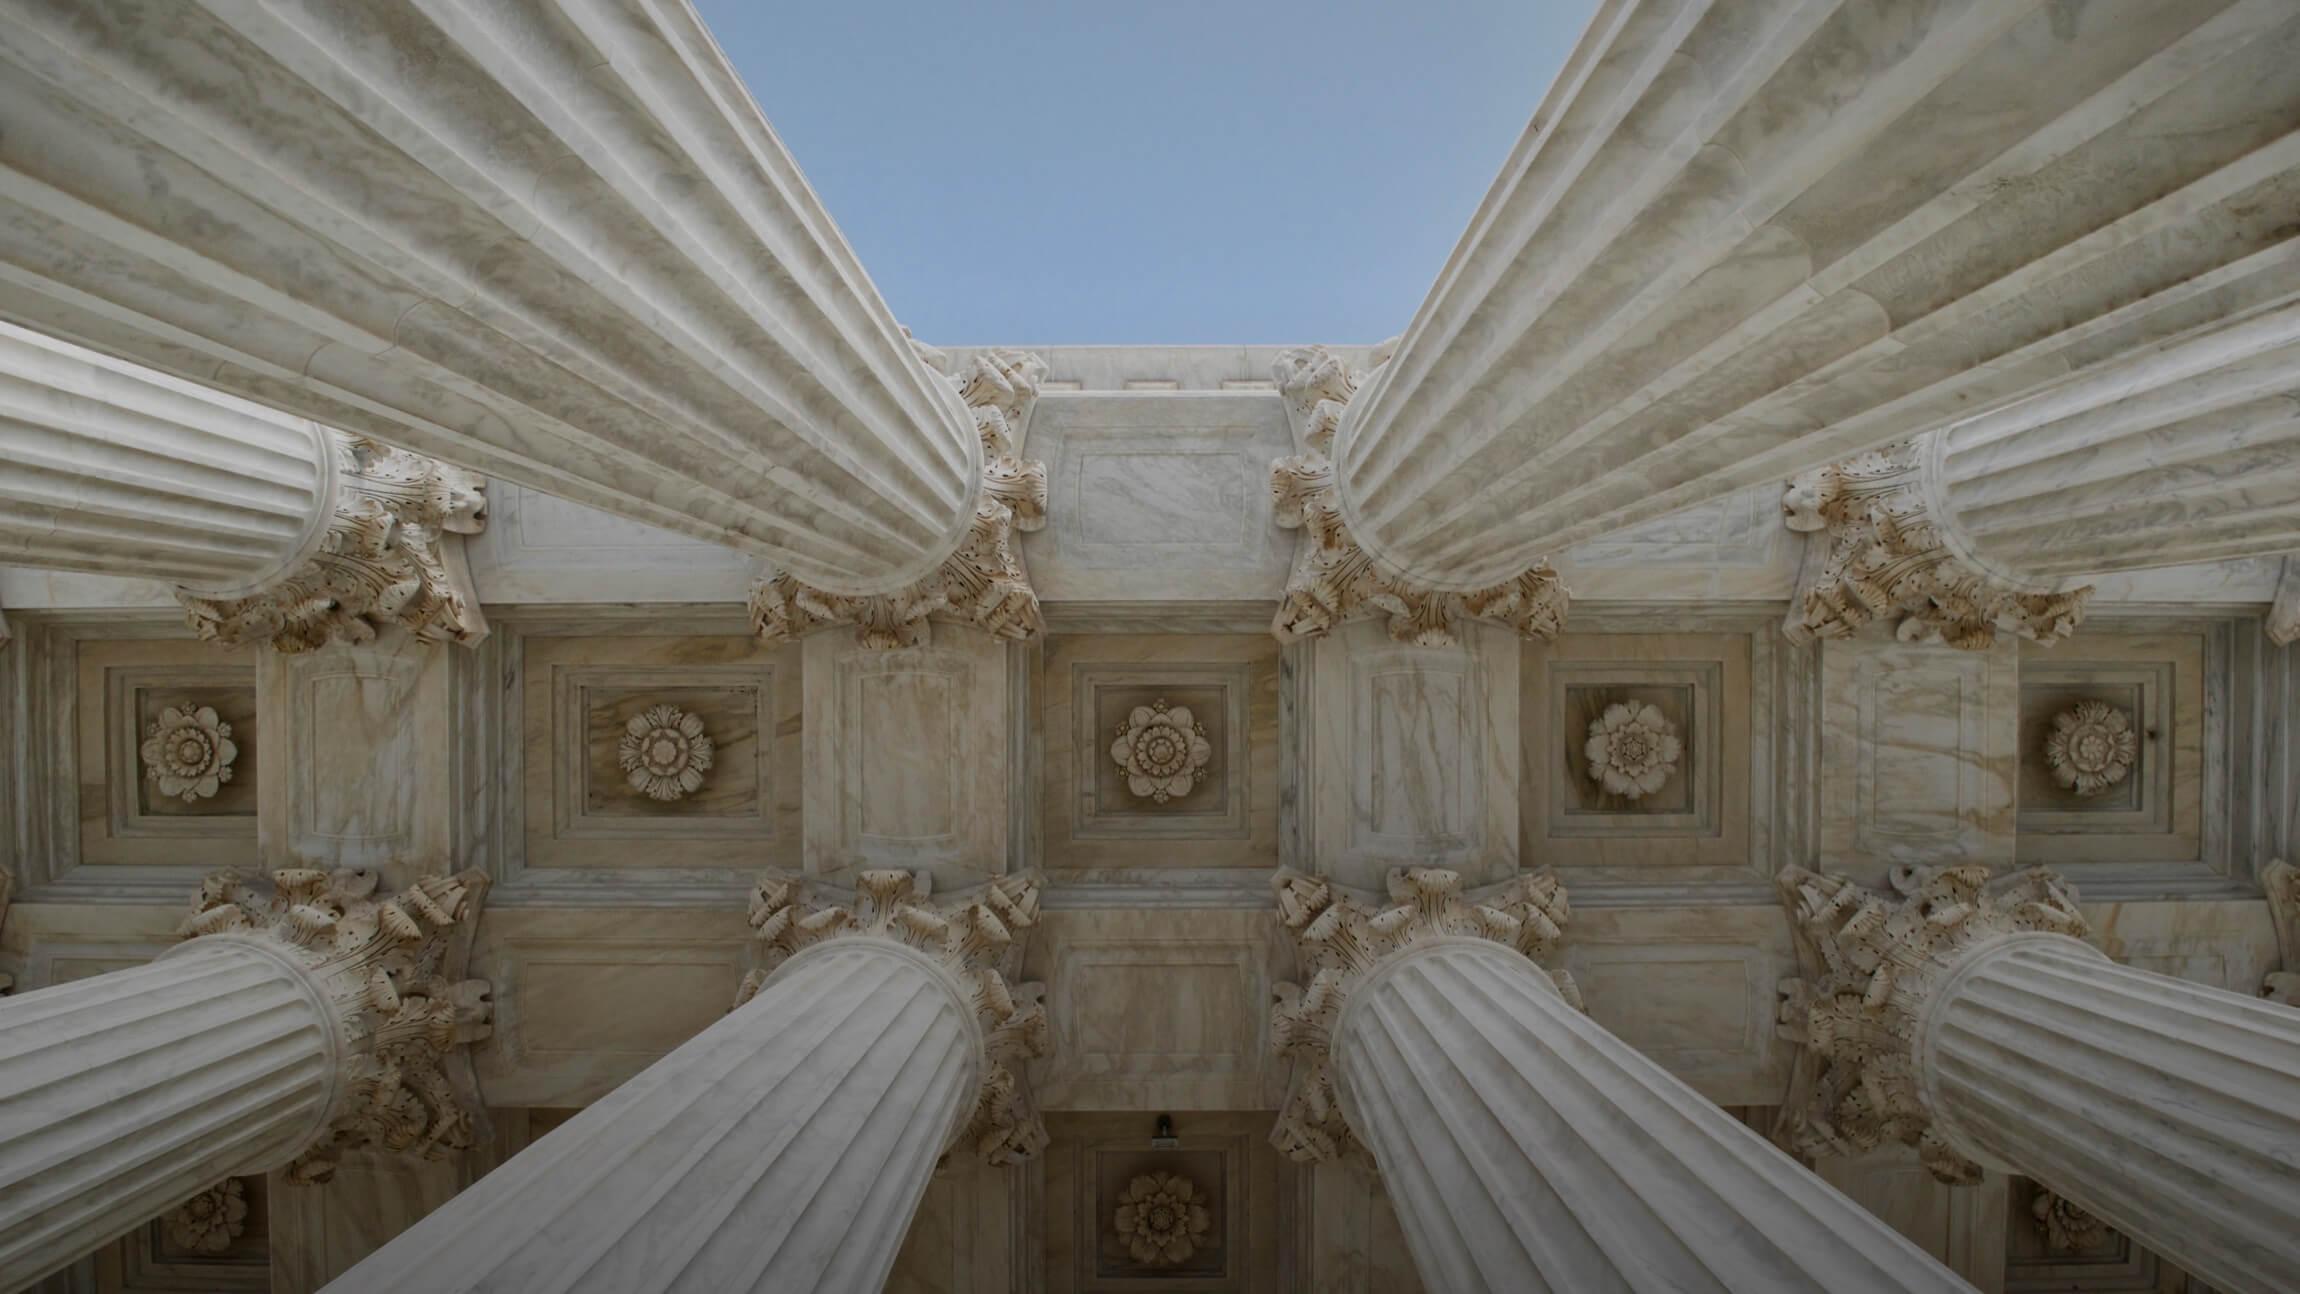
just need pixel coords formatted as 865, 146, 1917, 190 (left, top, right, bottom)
1774, 862, 2088, 1182
752, 345, 1051, 649
1269, 346, 1568, 647
741, 868, 1052, 1164
1268, 866, 1576, 1163
175, 867, 493, 1183
179, 435, 489, 653
1783, 442, 2089, 650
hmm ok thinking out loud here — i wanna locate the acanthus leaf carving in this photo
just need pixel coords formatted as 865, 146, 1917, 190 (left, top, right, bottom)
1782, 443, 2089, 650
177, 867, 493, 1184
751, 345, 1049, 649
180, 434, 488, 653
1268, 866, 1575, 1165
1773, 863, 2088, 1183
1269, 345, 1568, 647
739, 868, 1051, 1166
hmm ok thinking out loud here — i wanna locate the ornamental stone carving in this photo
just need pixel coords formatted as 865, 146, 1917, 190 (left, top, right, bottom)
180, 435, 488, 653
1268, 345, 1568, 647
1584, 702, 1681, 799
740, 869, 1051, 1164
176, 868, 493, 1184
1269, 866, 1576, 1163
1774, 863, 2088, 1183
163, 1180, 248, 1254
2031, 1187, 2106, 1253
2272, 556, 2298, 648
2044, 701, 2137, 797
2263, 861, 2300, 1005
1113, 1171, 1212, 1267
1110, 700, 1212, 803
751, 345, 1050, 649
617, 705, 715, 802
1782, 443, 2089, 650
139, 705, 239, 803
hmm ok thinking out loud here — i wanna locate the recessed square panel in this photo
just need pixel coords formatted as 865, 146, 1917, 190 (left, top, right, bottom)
578, 683, 763, 820
2014, 629, 2205, 871
1093, 1147, 1227, 1279
122, 679, 259, 823
1559, 681, 1697, 816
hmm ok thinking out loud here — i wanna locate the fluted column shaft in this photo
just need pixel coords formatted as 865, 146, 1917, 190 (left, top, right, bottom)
1920, 298, 2300, 588
325, 939, 978, 1294
1919, 933, 2300, 1294
1330, 0, 2300, 592
0, 939, 338, 1288
1333, 939, 1972, 1292
0, 319, 333, 595
0, 0, 980, 595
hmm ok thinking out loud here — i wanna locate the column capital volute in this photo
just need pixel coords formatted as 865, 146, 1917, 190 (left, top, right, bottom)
740, 868, 1052, 1166
167, 867, 493, 1184
1773, 862, 2094, 1182
1267, 866, 1578, 1164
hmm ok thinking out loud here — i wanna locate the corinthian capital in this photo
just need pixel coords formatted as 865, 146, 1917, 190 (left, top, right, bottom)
175, 868, 493, 1183
1773, 863, 2087, 1181
740, 869, 1051, 1165
179, 435, 488, 653
752, 346, 1050, 649
1783, 442, 2088, 650
1268, 867, 1575, 1163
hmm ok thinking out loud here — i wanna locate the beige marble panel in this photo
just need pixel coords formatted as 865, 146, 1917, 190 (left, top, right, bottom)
74, 637, 259, 870
1524, 630, 1756, 886
1039, 1112, 1291, 1294
1819, 631, 2018, 881
885, 1157, 1019, 1294
1304, 620, 1518, 889
259, 633, 454, 888
1559, 904, 1796, 1106
1040, 634, 1278, 880
2016, 631, 2204, 865
2083, 897, 2279, 995
805, 630, 1012, 887
1024, 908, 1287, 1113
470, 906, 752, 1109
1818, 1150, 2008, 1294
92, 1174, 270, 1293
1300, 1160, 1425, 1294
2002, 1175, 2207, 1292
268, 1153, 470, 1294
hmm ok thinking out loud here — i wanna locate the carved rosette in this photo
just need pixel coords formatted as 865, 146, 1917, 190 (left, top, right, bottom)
164, 1179, 248, 1254
1782, 443, 2089, 650
2031, 1186, 2106, 1253
1269, 866, 1576, 1163
1114, 1171, 1213, 1267
1110, 700, 1212, 803
751, 345, 1050, 649
1584, 702, 1681, 799
139, 704, 239, 802
176, 868, 493, 1184
617, 704, 714, 801
2044, 700, 2137, 796
739, 869, 1051, 1165
1269, 345, 1568, 647
1774, 863, 2088, 1182
180, 434, 488, 653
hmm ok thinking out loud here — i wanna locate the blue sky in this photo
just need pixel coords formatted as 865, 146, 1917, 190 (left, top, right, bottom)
696, 1, 1598, 345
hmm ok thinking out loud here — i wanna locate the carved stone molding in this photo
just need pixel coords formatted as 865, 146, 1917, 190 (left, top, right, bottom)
752, 346, 1050, 648
1774, 863, 2088, 1182
2264, 860, 2300, 1005
616, 704, 715, 802
163, 1179, 249, 1255
176, 868, 493, 1183
180, 435, 488, 654
1268, 345, 1568, 647
1268, 866, 1575, 1163
1782, 443, 2090, 650
139, 703, 239, 803
740, 868, 1051, 1164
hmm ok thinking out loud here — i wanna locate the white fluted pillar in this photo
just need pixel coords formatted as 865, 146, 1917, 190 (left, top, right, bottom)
0, 869, 489, 1291
325, 870, 1049, 1294
1919, 934, 2300, 1294
1327, 0, 2300, 594
1785, 297, 2300, 646
0, 321, 489, 650
0, 0, 980, 597
0, 941, 335, 1288
1271, 868, 1973, 1293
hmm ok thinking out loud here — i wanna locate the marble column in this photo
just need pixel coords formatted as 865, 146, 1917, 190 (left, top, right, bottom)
0, 869, 489, 1290
1786, 297, 2300, 646
1779, 863, 2300, 1294
326, 871, 1050, 1294
0, 0, 980, 598
1319, 0, 2300, 595
1269, 868, 1975, 1292
0, 321, 487, 651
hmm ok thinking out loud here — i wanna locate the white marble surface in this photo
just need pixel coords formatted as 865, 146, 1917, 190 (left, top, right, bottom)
1326, 0, 2300, 592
